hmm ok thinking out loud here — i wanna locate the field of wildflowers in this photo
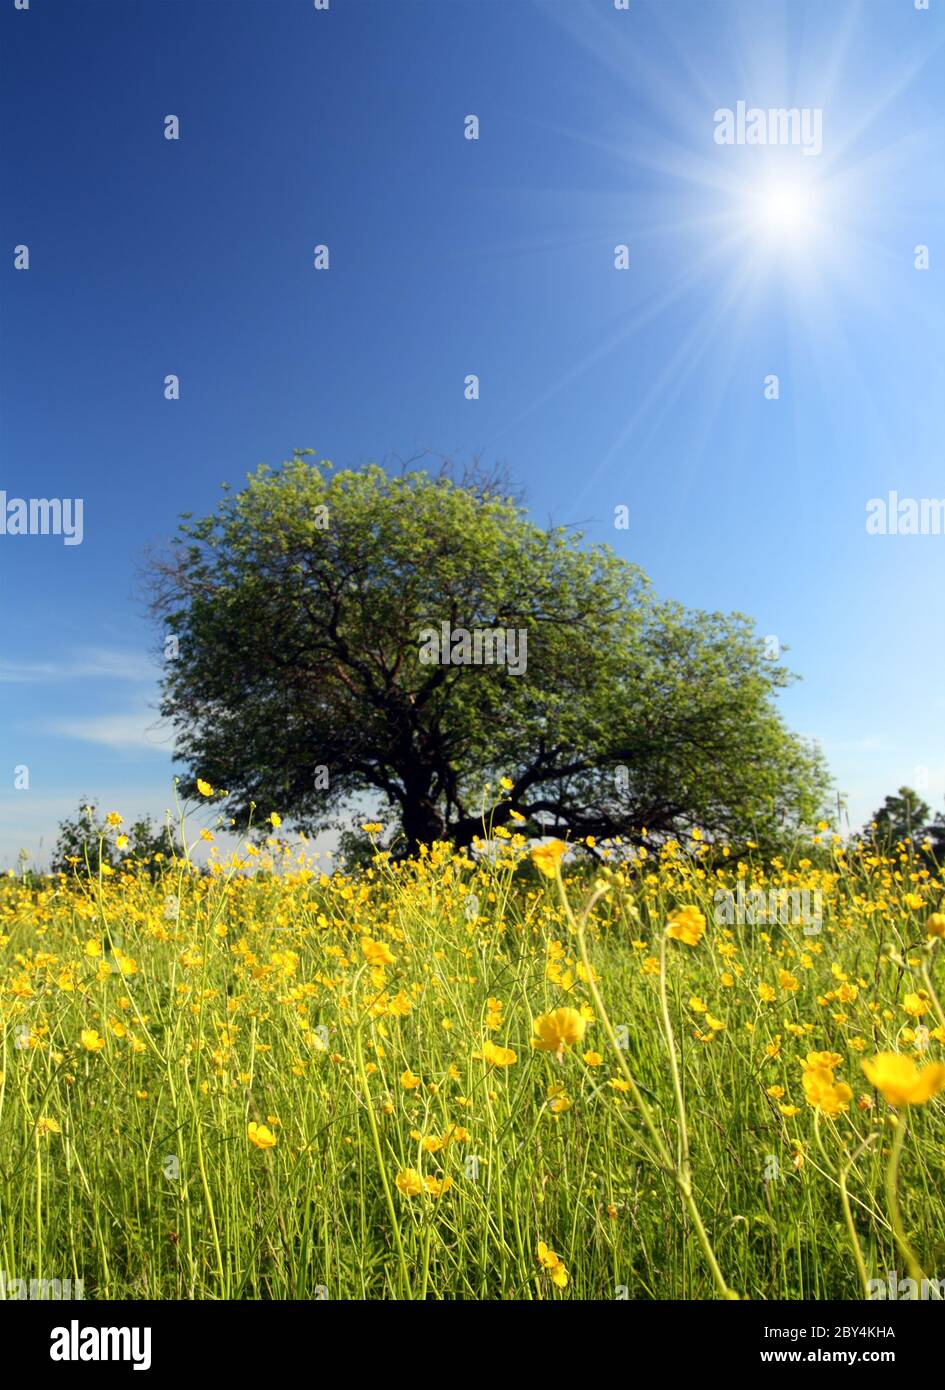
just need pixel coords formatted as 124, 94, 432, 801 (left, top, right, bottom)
1, 793, 944, 1302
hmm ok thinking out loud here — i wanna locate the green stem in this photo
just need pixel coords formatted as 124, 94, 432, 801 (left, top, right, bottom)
884, 1113, 937, 1295
838, 1134, 878, 1299
354, 1024, 411, 1299
563, 874, 739, 1300
659, 933, 690, 1180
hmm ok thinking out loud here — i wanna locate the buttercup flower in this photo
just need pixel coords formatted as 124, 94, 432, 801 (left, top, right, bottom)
862, 1053, 945, 1107
532, 1007, 587, 1060
423, 1174, 454, 1198
666, 906, 706, 947
801, 1058, 852, 1117
361, 937, 396, 967
395, 1168, 424, 1197
531, 839, 568, 879
537, 1241, 569, 1289
248, 1122, 277, 1150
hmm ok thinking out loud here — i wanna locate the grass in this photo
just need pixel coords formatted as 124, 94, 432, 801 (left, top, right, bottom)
1, 805, 944, 1300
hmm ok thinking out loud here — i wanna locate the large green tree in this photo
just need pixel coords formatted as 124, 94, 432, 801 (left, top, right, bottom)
864, 786, 931, 846
146, 452, 830, 854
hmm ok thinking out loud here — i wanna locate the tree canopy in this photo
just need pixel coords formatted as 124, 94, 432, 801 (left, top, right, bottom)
51, 802, 175, 880
863, 786, 945, 856
146, 452, 830, 855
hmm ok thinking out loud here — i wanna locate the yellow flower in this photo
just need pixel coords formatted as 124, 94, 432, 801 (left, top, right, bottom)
400, 1068, 422, 1090
536, 1241, 569, 1289
532, 1007, 587, 1059
115, 834, 128, 850
395, 1167, 424, 1197
196, 779, 213, 797
36, 1116, 61, 1137
361, 937, 396, 967
112, 948, 137, 977
803, 1051, 843, 1070
665, 906, 706, 947
423, 1174, 454, 1198
801, 1064, 852, 1116
482, 1041, 517, 1067
861, 1053, 945, 1107
361, 822, 383, 834
268, 812, 282, 828
80, 1029, 105, 1053
903, 992, 929, 1019
583, 1050, 603, 1067
531, 839, 568, 879
247, 1122, 277, 1150
926, 913, 945, 940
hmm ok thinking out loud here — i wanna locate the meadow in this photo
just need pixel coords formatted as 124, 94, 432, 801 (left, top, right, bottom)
1, 797, 944, 1301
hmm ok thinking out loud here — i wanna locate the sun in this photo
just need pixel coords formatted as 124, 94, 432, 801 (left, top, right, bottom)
753, 177, 820, 241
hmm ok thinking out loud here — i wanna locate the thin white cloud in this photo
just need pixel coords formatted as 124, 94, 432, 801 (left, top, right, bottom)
45, 713, 174, 752
0, 646, 157, 685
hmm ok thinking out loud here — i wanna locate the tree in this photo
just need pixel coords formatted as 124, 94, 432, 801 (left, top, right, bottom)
929, 813, 945, 859
51, 802, 119, 876
51, 802, 175, 879
863, 787, 931, 848
145, 451, 830, 855
123, 815, 177, 880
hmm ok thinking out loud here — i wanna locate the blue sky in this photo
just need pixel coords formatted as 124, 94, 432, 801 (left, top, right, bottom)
1, 0, 943, 868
